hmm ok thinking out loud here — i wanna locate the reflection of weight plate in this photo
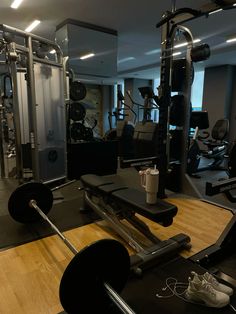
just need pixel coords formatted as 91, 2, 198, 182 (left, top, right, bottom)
70, 123, 93, 141
70, 81, 87, 101
70, 122, 87, 141
84, 127, 94, 141
48, 150, 58, 163
70, 102, 86, 121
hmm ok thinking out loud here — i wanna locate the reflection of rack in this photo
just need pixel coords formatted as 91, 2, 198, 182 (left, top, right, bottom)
126, 88, 159, 123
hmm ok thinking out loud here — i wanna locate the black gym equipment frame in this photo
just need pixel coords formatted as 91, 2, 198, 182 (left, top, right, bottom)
190, 177, 236, 286
156, 1, 236, 198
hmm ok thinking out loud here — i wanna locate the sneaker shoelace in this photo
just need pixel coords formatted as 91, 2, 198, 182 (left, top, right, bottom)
201, 280, 216, 298
204, 273, 219, 287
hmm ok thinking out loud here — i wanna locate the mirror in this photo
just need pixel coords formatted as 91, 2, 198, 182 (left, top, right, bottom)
56, 19, 118, 78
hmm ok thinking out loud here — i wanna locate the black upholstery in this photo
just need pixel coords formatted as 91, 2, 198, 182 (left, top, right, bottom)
133, 121, 159, 158
203, 118, 229, 147
201, 118, 229, 160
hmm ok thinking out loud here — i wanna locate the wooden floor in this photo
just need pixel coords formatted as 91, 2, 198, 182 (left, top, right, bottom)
0, 196, 233, 314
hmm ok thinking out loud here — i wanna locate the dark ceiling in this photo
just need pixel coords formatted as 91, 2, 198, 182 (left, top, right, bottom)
0, 0, 236, 80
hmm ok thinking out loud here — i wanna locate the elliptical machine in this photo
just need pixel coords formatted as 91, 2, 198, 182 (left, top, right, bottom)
104, 88, 136, 159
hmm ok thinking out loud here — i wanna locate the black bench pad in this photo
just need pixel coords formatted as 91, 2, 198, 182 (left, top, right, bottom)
81, 174, 113, 188
81, 174, 177, 225
112, 188, 177, 224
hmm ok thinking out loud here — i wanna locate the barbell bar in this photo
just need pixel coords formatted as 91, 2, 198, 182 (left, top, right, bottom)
8, 181, 136, 314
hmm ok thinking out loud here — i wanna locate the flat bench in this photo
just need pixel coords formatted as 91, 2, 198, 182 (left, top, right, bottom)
81, 174, 177, 226
81, 174, 190, 271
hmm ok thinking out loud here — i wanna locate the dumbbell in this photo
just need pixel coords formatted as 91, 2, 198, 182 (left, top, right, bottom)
8, 182, 136, 314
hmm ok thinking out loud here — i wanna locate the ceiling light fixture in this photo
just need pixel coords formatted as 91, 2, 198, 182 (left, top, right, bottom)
11, 0, 23, 9
209, 8, 223, 15
80, 53, 95, 60
160, 51, 182, 59
25, 20, 41, 33
226, 37, 236, 43
145, 49, 161, 55
118, 57, 135, 63
174, 38, 201, 49
172, 51, 182, 56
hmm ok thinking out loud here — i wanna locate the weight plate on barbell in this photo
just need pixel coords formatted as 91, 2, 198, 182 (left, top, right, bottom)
8, 182, 53, 223
59, 238, 130, 314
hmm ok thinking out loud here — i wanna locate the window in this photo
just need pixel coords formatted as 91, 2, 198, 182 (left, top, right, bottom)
191, 69, 205, 111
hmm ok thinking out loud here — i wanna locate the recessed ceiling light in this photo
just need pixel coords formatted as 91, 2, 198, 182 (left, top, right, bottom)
25, 20, 41, 33
172, 51, 182, 56
11, 0, 23, 9
174, 38, 201, 49
80, 53, 95, 60
145, 49, 161, 55
160, 51, 182, 59
118, 57, 135, 63
226, 37, 236, 43
209, 8, 223, 15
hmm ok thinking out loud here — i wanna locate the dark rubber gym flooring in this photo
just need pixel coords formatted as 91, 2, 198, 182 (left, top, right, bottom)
0, 179, 100, 250
59, 256, 236, 314
189, 157, 236, 213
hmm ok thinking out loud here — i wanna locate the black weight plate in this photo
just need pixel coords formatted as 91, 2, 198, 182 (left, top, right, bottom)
70, 102, 86, 121
59, 239, 130, 314
84, 127, 94, 141
70, 122, 87, 141
70, 81, 87, 101
8, 182, 53, 223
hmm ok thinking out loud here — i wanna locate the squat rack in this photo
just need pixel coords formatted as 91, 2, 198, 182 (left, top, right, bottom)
156, 0, 236, 198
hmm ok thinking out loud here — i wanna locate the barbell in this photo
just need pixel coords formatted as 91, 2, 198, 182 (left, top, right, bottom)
8, 182, 136, 314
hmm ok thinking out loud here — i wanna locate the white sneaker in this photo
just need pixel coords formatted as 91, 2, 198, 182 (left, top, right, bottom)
191, 271, 233, 296
186, 274, 230, 308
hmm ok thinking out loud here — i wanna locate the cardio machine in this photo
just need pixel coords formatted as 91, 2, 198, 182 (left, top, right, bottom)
187, 111, 229, 176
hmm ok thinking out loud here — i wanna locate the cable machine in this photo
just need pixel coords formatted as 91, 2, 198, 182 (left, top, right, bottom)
0, 24, 67, 184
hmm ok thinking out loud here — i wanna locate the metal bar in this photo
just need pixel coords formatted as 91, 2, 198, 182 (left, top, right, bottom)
33, 56, 63, 68
30, 200, 79, 255
51, 179, 77, 192
0, 24, 61, 49
84, 192, 146, 252
15, 44, 29, 53
172, 26, 194, 193
0, 24, 63, 65
104, 282, 136, 314
26, 35, 40, 181
171, 0, 176, 12
157, 20, 172, 198
9, 58, 24, 182
0, 106, 5, 178
156, 2, 236, 29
